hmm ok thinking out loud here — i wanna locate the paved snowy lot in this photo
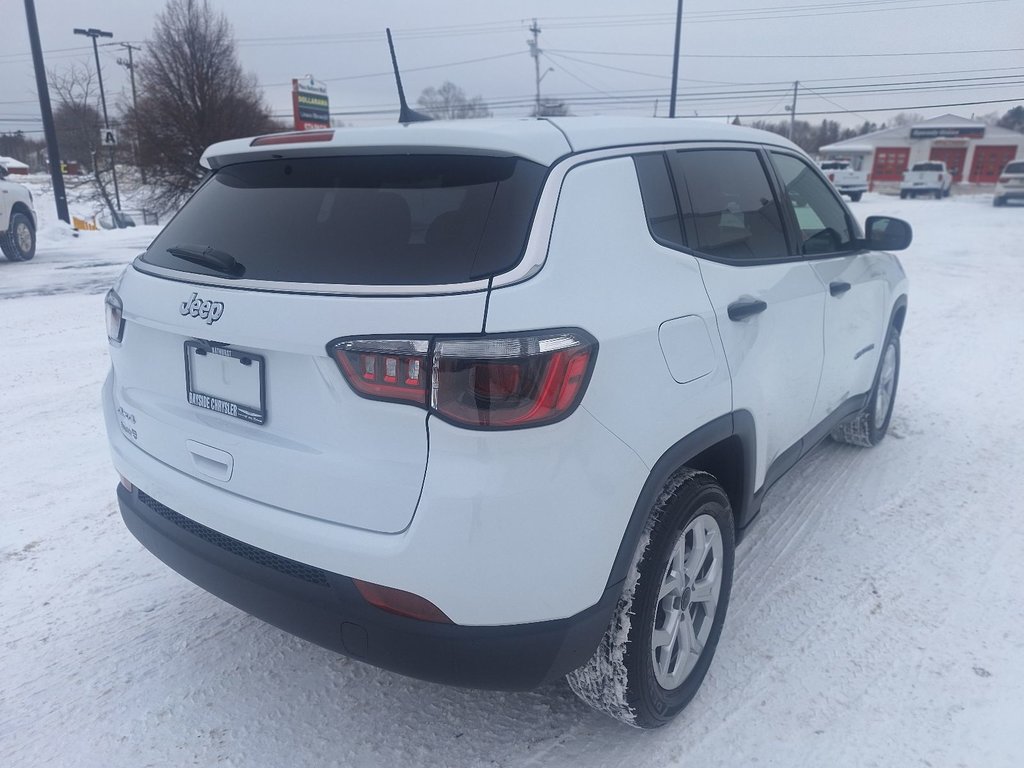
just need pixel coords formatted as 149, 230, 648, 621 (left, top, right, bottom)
2, 194, 1023, 767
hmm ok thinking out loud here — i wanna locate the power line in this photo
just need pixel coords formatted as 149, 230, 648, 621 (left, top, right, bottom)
546, 46, 1024, 59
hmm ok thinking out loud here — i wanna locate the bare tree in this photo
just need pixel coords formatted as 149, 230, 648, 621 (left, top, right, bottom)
126, 0, 276, 208
48, 63, 103, 172
417, 81, 492, 120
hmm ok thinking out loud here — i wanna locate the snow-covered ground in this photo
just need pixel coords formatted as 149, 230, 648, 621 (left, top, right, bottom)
2, 193, 1023, 767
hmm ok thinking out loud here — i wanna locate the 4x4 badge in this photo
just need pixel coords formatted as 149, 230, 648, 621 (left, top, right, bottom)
179, 292, 224, 325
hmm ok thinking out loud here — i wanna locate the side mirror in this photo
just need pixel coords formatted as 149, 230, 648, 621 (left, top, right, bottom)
864, 216, 912, 251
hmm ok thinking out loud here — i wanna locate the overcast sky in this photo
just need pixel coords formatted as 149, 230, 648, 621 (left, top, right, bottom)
3, 0, 1023, 137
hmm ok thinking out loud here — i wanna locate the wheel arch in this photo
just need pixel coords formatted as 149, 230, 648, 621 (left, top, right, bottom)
890, 293, 908, 334
9, 201, 35, 229
605, 411, 756, 590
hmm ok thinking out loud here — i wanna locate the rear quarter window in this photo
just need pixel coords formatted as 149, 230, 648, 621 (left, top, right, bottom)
142, 154, 546, 286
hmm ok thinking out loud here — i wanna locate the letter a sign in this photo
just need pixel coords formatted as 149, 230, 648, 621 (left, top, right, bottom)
101, 128, 118, 147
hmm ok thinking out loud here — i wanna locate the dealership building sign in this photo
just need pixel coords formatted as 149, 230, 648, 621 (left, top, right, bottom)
292, 78, 330, 131
909, 125, 985, 139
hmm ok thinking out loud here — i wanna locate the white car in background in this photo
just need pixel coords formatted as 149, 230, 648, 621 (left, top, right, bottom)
819, 159, 869, 202
0, 164, 37, 262
102, 117, 912, 728
993, 159, 1024, 206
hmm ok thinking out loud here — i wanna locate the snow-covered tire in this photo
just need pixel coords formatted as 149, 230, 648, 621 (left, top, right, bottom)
1, 212, 36, 262
566, 469, 734, 729
993, 196, 1006, 207
831, 330, 900, 448
899, 190, 909, 200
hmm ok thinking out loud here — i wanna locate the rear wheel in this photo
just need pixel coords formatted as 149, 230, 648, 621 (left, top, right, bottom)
899, 190, 909, 200
831, 330, 900, 448
848, 191, 863, 202
934, 189, 943, 200
994, 196, 1006, 207
567, 470, 734, 729
1, 212, 36, 262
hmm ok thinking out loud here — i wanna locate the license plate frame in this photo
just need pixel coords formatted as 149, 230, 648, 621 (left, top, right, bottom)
184, 341, 266, 425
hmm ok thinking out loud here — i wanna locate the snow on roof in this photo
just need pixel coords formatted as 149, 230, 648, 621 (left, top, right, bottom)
0, 156, 29, 170
201, 116, 800, 169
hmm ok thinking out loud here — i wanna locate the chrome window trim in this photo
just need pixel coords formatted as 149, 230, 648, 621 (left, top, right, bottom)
132, 139, 772, 297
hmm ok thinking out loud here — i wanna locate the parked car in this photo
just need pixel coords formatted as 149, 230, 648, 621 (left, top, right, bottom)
0, 163, 37, 261
819, 159, 868, 201
993, 159, 1024, 206
102, 117, 911, 729
900, 161, 953, 199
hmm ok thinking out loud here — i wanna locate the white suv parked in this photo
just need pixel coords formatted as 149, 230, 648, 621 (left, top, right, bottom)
0, 164, 37, 262
103, 117, 911, 728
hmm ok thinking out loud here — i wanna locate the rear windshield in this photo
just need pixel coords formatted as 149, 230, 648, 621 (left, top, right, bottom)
1004, 161, 1024, 174
819, 161, 849, 170
142, 154, 546, 285
911, 162, 944, 172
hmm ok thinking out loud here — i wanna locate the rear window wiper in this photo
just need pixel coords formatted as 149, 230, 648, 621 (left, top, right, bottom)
165, 244, 245, 277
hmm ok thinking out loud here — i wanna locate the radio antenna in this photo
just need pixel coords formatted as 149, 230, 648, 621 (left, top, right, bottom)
386, 28, 432, 123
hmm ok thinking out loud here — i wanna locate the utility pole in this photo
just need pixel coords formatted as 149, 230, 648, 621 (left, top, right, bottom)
788, 80, 799, 142
528, 19, 542, 117
117, 42, 144, 183
74, 27, 121, 213
23, 0, 69, 223
669, 0, 684, 118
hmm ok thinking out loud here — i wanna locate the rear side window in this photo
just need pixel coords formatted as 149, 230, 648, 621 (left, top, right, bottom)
142, 155, 546, 285
670, 149, 788, 261
633, 153, 684, 248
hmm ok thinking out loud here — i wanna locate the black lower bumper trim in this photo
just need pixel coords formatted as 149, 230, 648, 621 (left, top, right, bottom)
118, 484, 619, 691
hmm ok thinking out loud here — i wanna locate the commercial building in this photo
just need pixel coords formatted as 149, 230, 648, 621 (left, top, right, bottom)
819, 114, 1024, 190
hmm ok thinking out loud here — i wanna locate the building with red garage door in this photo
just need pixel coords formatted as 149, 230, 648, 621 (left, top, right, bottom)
819, 114, 1024, 192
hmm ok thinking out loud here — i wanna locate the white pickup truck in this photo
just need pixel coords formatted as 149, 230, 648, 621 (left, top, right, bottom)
819, 160, 868, 202
900, 161, 953, 199
0, 164, 37, 261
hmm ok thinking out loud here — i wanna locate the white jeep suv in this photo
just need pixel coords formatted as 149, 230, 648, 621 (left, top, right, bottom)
0, 164, 37, 262
102, 118, 911, 728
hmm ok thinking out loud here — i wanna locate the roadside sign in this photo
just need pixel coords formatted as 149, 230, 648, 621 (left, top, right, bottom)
100, 128, 118, 147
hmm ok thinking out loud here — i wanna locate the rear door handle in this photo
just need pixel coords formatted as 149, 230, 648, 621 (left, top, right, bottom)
829, 281, 852, 296
727, 299, 768, 321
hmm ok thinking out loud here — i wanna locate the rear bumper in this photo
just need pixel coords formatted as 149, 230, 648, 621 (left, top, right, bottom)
118, 483, 619, 691
994, 188, 1024, 200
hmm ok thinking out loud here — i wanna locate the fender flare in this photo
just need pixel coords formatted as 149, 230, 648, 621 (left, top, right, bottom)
605, 410, 756, 589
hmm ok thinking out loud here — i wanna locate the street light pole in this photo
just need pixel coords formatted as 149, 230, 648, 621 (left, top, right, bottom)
73, 27, 121, 212
23, 0, 69, 223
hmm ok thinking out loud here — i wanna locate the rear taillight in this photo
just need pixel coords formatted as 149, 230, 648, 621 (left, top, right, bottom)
938, 173, 944, 182
331, 338, 429, 404
828, 173, 836, 182
999, 176, 1010, 183
328, 329, 597, 429
105, 289, 124, 343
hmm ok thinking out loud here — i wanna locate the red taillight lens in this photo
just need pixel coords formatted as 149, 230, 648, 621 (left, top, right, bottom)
328, 330, 597, 429
250, 130, 334, 146
999, 176, 1010, 183
330, 338, 429, 404
828, 173, 836, 182
432, 331, 597, 428
353, 579, 451, 623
